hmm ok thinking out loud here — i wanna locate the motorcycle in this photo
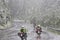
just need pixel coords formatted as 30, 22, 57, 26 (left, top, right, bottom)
36, 30, 41, 35
18, 32, 27, 40
36, 30, 41, 39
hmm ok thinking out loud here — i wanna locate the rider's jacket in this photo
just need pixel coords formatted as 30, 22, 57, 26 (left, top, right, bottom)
36, 27, 42, 32
20, 28, 27, 33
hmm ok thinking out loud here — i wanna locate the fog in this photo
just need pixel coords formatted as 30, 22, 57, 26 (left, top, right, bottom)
0, 0, 60, 40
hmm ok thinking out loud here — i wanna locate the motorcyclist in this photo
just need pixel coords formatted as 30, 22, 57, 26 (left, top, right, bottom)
20, 26, 27, 33
35, 25, 42, 36
18, 26, 27, 40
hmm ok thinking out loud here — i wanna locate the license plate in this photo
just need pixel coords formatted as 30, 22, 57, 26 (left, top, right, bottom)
21, 34, 23, 36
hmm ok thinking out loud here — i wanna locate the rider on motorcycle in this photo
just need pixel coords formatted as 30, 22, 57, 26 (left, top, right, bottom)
19, 26, 27, 40
20, 26, 27, 33
35, 25, 42, 35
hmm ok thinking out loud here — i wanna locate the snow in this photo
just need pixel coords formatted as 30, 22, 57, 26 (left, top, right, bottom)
1, 21, 60, 40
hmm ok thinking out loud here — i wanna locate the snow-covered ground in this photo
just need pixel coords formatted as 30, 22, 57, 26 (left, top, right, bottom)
0, 21, 60, 40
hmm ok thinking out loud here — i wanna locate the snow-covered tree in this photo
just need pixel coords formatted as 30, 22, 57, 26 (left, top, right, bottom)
0, 0, 12, 29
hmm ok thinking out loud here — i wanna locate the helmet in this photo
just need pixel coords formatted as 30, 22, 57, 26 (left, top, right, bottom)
37, 25, 40, 28
37, 25, 40, 27
21, 26, 24, 28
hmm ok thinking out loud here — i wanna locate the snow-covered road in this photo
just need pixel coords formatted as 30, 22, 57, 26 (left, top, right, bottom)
1, 21, 60, 40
